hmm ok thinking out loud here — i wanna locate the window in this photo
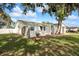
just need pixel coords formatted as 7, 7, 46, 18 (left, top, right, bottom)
30, 27, 34, 31
40, 26, 43, 31
40, 26, 46, 31
44, 26, 46, 31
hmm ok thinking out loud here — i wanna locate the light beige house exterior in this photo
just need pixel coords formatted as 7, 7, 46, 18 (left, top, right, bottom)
15, 20, 66, 38
51, 23, 66, 34
15, 20, 52, 38
0, 20, 66, 38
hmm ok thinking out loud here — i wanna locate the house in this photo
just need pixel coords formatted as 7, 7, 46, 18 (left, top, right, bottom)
15, 20, 52, 38
15, 20, 66, 38
66, 27, 78, 32
0, 19, 66, 38
51, 23, 66, 34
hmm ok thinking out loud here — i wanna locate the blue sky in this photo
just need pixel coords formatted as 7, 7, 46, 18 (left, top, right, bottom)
4, 4, 79, 27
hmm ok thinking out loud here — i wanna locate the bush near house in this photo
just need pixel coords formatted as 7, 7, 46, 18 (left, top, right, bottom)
0, 34, 79, 56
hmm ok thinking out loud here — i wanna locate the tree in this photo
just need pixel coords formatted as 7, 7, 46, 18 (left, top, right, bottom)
42, 3, 79, 34
0, 3, 15, 28
21, 3, 79, 34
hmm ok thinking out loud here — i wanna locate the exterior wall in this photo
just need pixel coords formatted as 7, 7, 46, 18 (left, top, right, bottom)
61, 24, 66, 34
53, 26, 57, 34
70, 28, 78, 31
63, 26, 66, 33
15, 22, 27, 35
0, 21, 66, 38
29, 25, 51, 37
51, 24, 66, 34
16, 21, 66, 38
15, 21, 52, 38
38, 26, 51, 36
0, 29, 17, 34
66, 27, 78, 32
0, 22, 19, 34
30, 31, 36, 37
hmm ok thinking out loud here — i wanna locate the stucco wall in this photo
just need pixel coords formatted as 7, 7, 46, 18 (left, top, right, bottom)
0, 29, 18, 34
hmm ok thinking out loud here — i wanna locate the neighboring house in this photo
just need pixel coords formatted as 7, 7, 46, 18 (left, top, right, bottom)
15, 20, 66, 38
66, 27, 78, 32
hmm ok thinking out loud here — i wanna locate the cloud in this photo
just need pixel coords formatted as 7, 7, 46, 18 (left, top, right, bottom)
10, 12, 22, 17
51, 19, 57, 23
12, 6, 23, 13
64, 21, 78, 27
64, 15, 79, 27
67, 15, 79, 20
9, 6, 23, 17
26, 10, 37, 17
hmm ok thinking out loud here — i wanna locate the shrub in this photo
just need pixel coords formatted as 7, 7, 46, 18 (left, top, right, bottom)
36, 32, 40, 37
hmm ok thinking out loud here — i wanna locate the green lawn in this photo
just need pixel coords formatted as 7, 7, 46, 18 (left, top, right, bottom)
0, 34, 79, 56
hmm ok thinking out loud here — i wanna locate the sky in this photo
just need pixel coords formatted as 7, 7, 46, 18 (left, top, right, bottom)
4, 4, 79, 27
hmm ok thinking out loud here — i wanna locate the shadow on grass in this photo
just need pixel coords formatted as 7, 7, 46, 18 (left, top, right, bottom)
52, 35, 79, 43
0, 34, 41, 56
0, 34, 79, 56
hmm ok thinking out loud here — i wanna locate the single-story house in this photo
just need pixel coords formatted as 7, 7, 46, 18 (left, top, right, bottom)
0, 19, 66, 38
51, 23, 66, 34
15, 20, 51, 38
66, 27, 78, 32
15, 20, 66, 38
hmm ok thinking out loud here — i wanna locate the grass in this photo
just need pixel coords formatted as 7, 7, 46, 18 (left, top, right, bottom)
0, 34, 79, 56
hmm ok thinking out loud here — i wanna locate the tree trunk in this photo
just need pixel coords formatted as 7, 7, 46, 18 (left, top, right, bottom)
55, 20, 62, 35
58, 21, 62, 34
